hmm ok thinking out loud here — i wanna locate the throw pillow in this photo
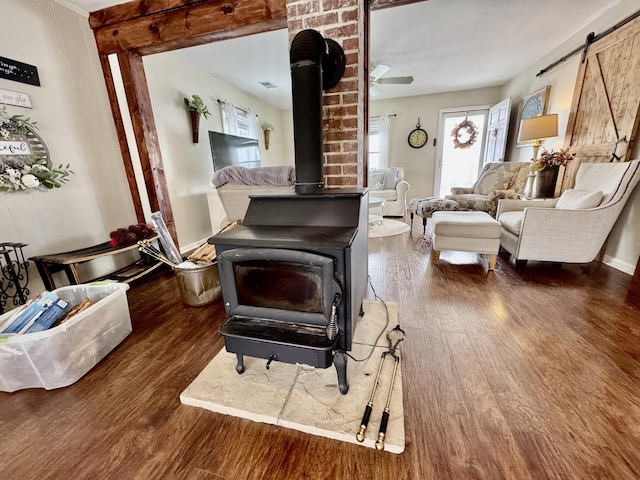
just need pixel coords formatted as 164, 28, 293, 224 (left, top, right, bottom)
555, 189, 603, 210
382, 168, 399, 190
487, 189, 516, 201
369, 172, 386, 191
508, 166, 530, 193
473, 168, 514, 195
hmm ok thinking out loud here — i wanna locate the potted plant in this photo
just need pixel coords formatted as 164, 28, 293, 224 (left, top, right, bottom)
183, 95, 211, 143
261, 122, 274, 150
531, 148, 574, 198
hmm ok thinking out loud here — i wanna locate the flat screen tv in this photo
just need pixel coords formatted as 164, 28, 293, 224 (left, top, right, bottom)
208, 131, 261, 171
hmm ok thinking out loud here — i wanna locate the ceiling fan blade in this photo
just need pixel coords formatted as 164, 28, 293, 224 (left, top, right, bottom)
370, 83, 383, 97
376, 76, 414, 85
370, 64, 391, 81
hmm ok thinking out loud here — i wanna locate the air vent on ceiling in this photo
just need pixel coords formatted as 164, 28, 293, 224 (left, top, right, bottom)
259, 81, 278, 89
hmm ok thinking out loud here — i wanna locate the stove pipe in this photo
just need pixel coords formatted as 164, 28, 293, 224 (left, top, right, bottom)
290, 30, 345, 193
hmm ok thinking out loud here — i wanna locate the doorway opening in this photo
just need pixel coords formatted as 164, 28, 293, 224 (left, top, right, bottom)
434, 108, 488, 198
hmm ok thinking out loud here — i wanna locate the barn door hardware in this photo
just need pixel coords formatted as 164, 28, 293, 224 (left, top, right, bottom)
536, 9, 640, 77
610, 136, 627, 162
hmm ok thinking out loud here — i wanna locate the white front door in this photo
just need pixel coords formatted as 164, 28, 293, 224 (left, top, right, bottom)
483, 97, 511, 165
434, 108, 489, 198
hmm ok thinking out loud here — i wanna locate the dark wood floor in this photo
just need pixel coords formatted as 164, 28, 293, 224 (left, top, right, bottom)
3, 221, 640, 480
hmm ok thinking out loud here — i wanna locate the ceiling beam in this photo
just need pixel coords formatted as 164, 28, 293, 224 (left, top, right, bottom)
91, 0, 288, 55
89, 0, 208, 28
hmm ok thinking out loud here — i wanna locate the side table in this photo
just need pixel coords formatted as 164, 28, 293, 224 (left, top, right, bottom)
369, 196, 385, 224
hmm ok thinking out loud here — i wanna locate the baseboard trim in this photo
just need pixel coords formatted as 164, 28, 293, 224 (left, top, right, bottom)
602, 254, 635, 276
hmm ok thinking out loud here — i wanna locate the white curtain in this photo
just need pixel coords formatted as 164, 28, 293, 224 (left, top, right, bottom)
377, 114, 391, 169
246, 108, 259, 140
219, 100, 239, 135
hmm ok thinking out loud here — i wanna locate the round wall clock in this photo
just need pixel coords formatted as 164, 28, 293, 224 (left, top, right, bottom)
408, 120, 428, 148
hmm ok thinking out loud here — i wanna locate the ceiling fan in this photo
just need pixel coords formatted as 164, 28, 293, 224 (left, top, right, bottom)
370, 64, 414, 96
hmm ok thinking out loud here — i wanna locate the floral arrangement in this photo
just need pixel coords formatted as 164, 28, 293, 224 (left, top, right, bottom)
109, 223, 155, 247
533, 148, 574, 170
183, 94, 211, 118
0, 109, 73, 193
451, 118, 478, 149
261, 121, 274, 131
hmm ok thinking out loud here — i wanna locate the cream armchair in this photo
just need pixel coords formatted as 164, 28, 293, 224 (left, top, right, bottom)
497, 160, 640, 264
445, 162, 530, 217
368, 167, 410, 217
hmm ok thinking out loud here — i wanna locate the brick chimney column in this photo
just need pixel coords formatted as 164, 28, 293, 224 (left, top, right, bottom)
286, 0, 367, 188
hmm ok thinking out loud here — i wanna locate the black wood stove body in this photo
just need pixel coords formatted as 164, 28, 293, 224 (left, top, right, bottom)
208, 29, 366, 394
211, 189, 368, 394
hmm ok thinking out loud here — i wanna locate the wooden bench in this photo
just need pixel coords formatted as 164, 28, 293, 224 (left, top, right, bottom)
30, 235, 164, 290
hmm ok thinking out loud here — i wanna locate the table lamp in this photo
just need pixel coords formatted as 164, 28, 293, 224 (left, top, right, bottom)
518, 113, 558, 160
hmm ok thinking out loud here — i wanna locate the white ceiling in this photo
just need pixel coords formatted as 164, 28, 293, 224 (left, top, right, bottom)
58, 0, 621, 110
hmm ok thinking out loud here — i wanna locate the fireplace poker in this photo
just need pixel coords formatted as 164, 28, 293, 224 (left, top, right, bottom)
137, 240, 177, 268
356, 324, 405, 451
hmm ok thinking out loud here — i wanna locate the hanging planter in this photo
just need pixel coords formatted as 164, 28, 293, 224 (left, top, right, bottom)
189, 110, 200, 143
261, 122, 274, 150
183, 95, 211, 144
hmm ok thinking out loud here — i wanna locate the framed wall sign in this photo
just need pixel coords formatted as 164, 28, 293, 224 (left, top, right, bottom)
0, 88, 32, 108
516, 85, 550, 148
0, 56, 40, 87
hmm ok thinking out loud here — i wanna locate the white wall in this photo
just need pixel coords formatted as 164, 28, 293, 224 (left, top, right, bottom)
500, 0, 640, 274
370, 87, 502, 199
143, 53, 294, 251
1, 0, 138, 296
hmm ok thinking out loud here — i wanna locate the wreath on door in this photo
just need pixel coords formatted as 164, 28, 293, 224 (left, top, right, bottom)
450, 118, 478, 149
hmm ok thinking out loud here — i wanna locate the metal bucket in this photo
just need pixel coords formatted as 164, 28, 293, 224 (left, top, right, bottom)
173, 262, 221, 307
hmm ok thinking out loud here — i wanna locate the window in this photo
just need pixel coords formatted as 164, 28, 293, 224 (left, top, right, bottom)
219, 101, 258, 139
368, 115, 390, 170
368, 120, 381, 170
234, 107, 253, 138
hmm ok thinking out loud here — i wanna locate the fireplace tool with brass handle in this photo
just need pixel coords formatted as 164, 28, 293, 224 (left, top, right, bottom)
356, 324, 405, 451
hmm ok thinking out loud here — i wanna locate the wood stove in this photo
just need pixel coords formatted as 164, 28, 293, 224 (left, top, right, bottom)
208, 29, 366, 394
211, 189, 368, 393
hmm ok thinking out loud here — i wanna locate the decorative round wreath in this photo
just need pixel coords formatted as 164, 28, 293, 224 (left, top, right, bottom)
450, 118, 478, 149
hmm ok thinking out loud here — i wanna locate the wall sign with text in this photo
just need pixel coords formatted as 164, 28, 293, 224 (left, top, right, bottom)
0, 140, 31, 155
0, 88, 32, 108
0, 57, 40, 87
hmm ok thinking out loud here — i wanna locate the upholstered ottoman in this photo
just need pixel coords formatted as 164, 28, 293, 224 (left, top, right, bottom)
408, 196, 461, 234
431, 211, 501, 271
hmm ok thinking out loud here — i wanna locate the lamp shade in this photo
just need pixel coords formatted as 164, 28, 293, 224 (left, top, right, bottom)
518, 114, 558, 142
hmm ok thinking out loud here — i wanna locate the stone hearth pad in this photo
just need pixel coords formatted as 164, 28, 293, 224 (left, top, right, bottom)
180, 299, 405, 453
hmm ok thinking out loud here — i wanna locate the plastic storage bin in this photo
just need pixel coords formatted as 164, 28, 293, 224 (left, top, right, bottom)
0, 282, 132, 392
